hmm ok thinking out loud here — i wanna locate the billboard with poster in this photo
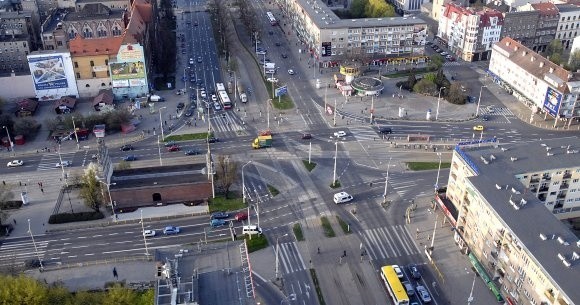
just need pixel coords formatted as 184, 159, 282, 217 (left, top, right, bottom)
543, 87, 562, 117
109, 44, 148, 88
27, 52, 79, 100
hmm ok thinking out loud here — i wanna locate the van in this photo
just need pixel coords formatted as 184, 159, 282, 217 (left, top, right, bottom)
242, 225, 262, 235
333, 192, 353, 204
402, 281, 415, 296
240, 93, 248, 103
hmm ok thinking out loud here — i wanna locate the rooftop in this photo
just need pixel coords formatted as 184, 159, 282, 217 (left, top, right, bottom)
493, 37, 580, 93
69, 35, 123, 56
42, 9, 72, 33
63, 4, 124, 21
110, 163, 209, 189
555, 3, 580, 13
457, 137, 580, 304
293, 0, 426, 29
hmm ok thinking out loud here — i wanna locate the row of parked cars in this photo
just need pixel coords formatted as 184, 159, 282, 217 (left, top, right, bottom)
392, 264, 431, 303
426, 41, 455, 62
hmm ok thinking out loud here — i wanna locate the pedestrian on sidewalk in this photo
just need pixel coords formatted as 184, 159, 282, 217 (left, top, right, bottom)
41, 188, 44, 193
13, 219, 16, 225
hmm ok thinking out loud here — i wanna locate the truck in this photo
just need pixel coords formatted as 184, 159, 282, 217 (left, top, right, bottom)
237, 83, 248, 103
252, 135, 273, 149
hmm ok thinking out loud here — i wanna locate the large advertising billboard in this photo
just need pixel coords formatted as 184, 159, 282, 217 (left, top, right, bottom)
27, 52, 79, 100
543, 87, 562, 117
321, 42, 332, 57
29, 55, 68, 90
109, 44, 147, 88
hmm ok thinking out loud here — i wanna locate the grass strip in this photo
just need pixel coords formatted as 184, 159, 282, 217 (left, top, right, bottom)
293, 223, 305, 241
208, 195, 245, 212
320, 216, 336, 238
406, 162, 451, 171
267, 184, 280, 196
302, 160, 316, 172
310, 269, 326, 305
163, 132, 210, 142
336, 216, 351, 234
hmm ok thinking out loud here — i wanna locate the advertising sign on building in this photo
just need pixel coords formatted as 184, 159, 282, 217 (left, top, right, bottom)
543, 87, 562, 117
27, 51, 79, 100
109, 44, 148, 89
321, 42, 332, 57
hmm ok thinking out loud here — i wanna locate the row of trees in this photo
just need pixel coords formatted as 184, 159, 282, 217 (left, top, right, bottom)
0, 114, 41, 139
349, 0, 396, 18
44, 109, 132, 134
544, 39, 580, 72
0, 275, 153, 305
153, 0, 177, 79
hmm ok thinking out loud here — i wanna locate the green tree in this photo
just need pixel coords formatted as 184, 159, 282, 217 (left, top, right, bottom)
407, 73, 417, 89
0, 184, 14, 227
103, 284, 138, 305
350, 0, 367, 17
423, 72, 437, 82
79, 164, 103, 212
546, 39, 563, 58
413, 78, 437, 95
215, 155, 239, 198
0, 274, 49, 305
46, 284, 73, 305
428, 54, 445, 71
435, 69, 450, 89
115, 160, 131, 170
445, 83, 467, 105
13, 117, 41, 138
365, 0, 395, 17
568, 49, 580, 71
73, 290, 105, 305
549, 53, 562, 66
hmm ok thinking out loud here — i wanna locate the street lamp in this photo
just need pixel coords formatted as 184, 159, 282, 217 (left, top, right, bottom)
475, 85, 487, 117
383, 157, 392, 204
97, 180, 117, 221
140, 209, 150, 256
467, 271, 477, 305
434, 152, 442, 192
27, 219, 44, 270
159, 106, 167, 142
71, 116, 80, 150
2, 125, 14, 155
275, 233, 289, 280
436, 87, 446, 121
242, 161, 252, 204
332, 140, 339, 187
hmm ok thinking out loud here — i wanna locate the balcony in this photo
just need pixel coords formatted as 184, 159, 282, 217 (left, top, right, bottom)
530, 178, 540, 183
563, 172, 572, 179
557, 192, 567, 199
560, 183, 569, 190
542, 175, 551, 181
539, 186, 549, 192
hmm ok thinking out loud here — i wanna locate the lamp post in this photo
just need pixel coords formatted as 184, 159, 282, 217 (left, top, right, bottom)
140, 210, 150, 256
71, 116, 80, 150
27, 219, 44, 270
242, 161, 252, 204
159, 106, 167, 141
275, 233, 289, 280
434, 152, 442, 192
3, 125, 14, 155
97, 180, 117, 221
467, 271, 477, 305
383, 157, 392, 204
436, 87, 446, 121
370, 94, 374, 124
475, 85, 487, 117
332, 140, 339, 187
157, 135, 163, 166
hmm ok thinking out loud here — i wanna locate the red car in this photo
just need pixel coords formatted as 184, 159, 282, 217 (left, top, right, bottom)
235, 212, 248, 221
167, 145, 180, 152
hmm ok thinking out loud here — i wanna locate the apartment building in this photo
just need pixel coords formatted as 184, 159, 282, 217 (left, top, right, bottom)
69, 35, 123, 97
555, 4, 580, 50
391, 0, 426, 13
445, 138, 580, 305
277, 0, 427, 66
0, 11, 35, 75
517, 2, 559, 53
500, 10, 539, 50
489, 37, 580, 126
438, 3, 503, 62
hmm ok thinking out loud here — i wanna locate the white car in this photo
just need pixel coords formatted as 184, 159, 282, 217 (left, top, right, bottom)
333, 130, 347, 138
266, 77, 278, 83
200, 90, 207, 98
333, 192, 353, 204
288, 69, 295, 75
213, 102, 222, 111
211, 94, 218, 102
7, 160, 24, 167
441, 51, 448, 56
256, 50, 267, 55
189, 58, 194, 65
55, 161, 72, 168
416, 285, 432, 303
143, 230, 156, 237
393, 265, 404, 278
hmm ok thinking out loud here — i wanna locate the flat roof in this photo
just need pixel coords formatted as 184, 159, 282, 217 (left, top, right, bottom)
292, 0, 426, 29
110, 163, 209, 189
458, 137, 580, 303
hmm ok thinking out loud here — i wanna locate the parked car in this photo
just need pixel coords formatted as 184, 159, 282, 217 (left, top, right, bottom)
7, 160, 23, 167
281, 53, 288, 58
55, 161, 72, 168
189, 58, 194, 65
210, 219, 226, 227
143, 230, 156, 237
211, 94, 218, 102
197, 56, 202, 63
482, 114, 490, 121
164, 141, 176, 147
235, 212, 248, 221
409, 264, 421, 279
120, 144, 134, 151
333, 130, 347, 138
185, 109, 194, 117
167, 145, 180, 152
288, 69, 295, 75
256, 50, 267, 55
416, 285, 432, 303
392, 265, 404, 278
275, 42, 281, 46
266, 77, 278, 83
213, 102, 222, 111
123, 155, 137, 161
163, 226, 180, 235
210, 211, 230, 220
177, 102, 185, 110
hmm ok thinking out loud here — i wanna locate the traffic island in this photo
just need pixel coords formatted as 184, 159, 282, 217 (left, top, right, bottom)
329, 180, 341, 188
302, 160, 317, 172
320, 216, 336, 238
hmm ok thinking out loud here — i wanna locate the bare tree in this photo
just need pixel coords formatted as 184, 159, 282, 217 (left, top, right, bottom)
215, 155, 239, 198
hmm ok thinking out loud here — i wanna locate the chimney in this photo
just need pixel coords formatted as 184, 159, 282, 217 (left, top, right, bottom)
540, 61, 544, 67
549, 67, 554, 73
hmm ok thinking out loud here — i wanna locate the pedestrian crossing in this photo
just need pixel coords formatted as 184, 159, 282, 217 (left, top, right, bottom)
0, 238, 50, 268
274, 242, 307, 275
209, 111, 248, 135
442, 61, 462, 67
348, 126, 380, 142
478, 107, 514, 116
38, 152, 76, 171
360, 225, 418, 260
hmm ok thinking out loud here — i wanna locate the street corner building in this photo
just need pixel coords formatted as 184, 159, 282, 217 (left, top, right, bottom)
107, 163, 213, 211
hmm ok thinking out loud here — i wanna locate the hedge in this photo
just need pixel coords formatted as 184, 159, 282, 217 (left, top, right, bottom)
48, 211, 105, 224
0, 200, 23, 210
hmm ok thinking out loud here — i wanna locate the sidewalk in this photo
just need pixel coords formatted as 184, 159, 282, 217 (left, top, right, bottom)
406, 196, 498, 305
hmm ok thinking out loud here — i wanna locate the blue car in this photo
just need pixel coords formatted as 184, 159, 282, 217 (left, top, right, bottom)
123, 155, 137, 161
210, 219, 226, 227
210, 211, 229, 220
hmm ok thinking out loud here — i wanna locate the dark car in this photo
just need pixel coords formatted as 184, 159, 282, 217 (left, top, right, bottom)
378, 126, 393, 134
409, 264, 421, 279
211, 211, 230, 219
301, 133, 312, 140
275, 42, 281, 47
167, 145, 180, 152
123, 155, 137, 161
185, 149, 200, 155
207, 137, 219, 143
281, 53, 288, 58
120, 144, 134, 151
482, 114, 490, 121
164, 141, 176, 147
177, 102, 185, 110
185, 109, 194, 117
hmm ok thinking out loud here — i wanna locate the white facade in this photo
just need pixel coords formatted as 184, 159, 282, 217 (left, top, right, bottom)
555, 4, 580, 49
27, 51, 79, 100
394, 0, 426, 12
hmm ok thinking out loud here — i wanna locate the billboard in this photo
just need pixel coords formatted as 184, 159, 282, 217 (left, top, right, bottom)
543, 87, 562, 117
321, 42, 332, 57
29, 55, 68, 90
109, 44, 147, 88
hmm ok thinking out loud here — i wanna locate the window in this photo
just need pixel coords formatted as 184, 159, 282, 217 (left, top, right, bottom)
74, 62, 78, 68
90, 60, 94, 67
76, 72, 80, 79
92, 72, 96, 78
104, 59, 108, 65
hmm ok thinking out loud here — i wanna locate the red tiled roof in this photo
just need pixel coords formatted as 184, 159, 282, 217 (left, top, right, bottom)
93, 89, 114, 106
55, 96, 77, 108
531, 2, 559, 16
69, 36, 124, 56
443, 2, 476, 21
478, 9, 504, 27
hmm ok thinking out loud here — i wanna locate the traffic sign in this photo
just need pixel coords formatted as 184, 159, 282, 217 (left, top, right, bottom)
275, 85, 287, 97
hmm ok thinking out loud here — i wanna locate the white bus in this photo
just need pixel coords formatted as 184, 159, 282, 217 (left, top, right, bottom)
218, 90, 232, 109
266, 12, 277, 26
216, 82, 226, 92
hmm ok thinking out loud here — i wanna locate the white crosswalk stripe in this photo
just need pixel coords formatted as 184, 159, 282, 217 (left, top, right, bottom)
361, 225, 418, 260
443, 61, 461, 67
38, 152, 76, 171
349, 126, 378, 142
478, 107, 514, 116
0, 239, 50, 267
210, 112, 247, 134
273, 242, 307, 275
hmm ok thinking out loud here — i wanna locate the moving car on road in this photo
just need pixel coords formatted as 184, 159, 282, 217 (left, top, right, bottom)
123, 155, 137, 161
56, 161, 72, 168
333, 192, 353, 204
409, 264, 421, 279
143, 230, 156, 237
334, 130, 347, 138
7, 160, 23, 167
473, 125, 485, 131
210, 219, 226, 227
185, 149, 200, 155
167, 145, 180, 152
163, 226, 180, 235
235, 212, 248, 221
120, 144, 134, 151
210, 211, 229, 220
288, 69, 295, 75
416, 285, 432, 303
164, 141, 176, 147
392, 264, 404, 278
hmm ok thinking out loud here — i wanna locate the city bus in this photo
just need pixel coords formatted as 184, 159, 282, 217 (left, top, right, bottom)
266, 12, 277, 26
216, 82, 226, 92
218, 90, 232, 109
380, 265, 409, 305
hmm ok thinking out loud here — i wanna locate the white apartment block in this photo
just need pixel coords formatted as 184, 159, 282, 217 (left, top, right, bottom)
555, 4, 580, 49
392, 0, 426, 13
438, 3, 503, 61
489, 37, 580, 127
445, 139, 580, 305
277, 0, 427, 65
